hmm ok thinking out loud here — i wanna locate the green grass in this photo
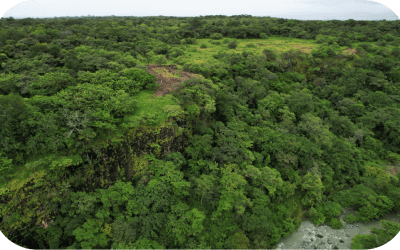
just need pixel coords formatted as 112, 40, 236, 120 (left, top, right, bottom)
179, 37, 321, 63
175, 36, 397, 66
130, 89, 179, 127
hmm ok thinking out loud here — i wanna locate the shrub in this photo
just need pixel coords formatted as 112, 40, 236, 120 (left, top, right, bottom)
153, 55, 167, 66
320, 201, 342, 222
307, 206, 325, 225
330, 218, 344, 229
122, 68, 157, 90
260, 33, 268, 39
169, 47, 185, 58
376, 40, 387, 47
316, 34, 326, 44
142, 113, 158, 126
186, 38, 198, 45
344, 214, 357, 223
228, 41, 238, 49
199, 43, 207, 49
262, 48, 277, 61
391, 47, 400, 57
210, 33, 223, 40
246, 43, 256, 48
135, 65, 147, 71
387, 152, 400, 164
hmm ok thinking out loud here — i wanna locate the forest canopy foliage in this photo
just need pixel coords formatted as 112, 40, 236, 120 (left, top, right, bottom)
0, 15, 400, 249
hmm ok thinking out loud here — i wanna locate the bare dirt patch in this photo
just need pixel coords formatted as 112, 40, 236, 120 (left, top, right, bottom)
342, 48, 358, 55
290, 44, 313, 53
388, 167, 400, 175
146, 64, 199, 98
383, 162, 400, 176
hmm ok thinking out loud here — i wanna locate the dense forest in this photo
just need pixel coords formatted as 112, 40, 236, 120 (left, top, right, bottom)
1, 14, 400, 249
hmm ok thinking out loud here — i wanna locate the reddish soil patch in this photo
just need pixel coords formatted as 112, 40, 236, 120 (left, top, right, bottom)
302, 208, 309, 219
146, 64, 199, 98
389, 167, 400, 175
384, 164, 400, 176
342, 48, 358, 55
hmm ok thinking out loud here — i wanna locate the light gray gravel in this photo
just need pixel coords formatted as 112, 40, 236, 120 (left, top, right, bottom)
275, 208, 400, 250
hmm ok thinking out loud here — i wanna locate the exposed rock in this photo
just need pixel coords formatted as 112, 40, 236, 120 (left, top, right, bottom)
275, 209, 399, 250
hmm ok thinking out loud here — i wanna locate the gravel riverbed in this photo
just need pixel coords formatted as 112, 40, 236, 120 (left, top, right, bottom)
275, 209, 400, 250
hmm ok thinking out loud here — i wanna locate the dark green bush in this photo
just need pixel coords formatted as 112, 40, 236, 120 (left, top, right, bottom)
186, 38, 198, 45
330, 218, 344, 229
228, 41, 238, 49
344, 214, 357, 223
210, 33, 223, 40
307, 206, 325, 225
134, 64, 147, 71
122, 68, 157, 90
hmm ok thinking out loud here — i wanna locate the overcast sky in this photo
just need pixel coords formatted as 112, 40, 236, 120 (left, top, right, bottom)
0, 0, 399, 20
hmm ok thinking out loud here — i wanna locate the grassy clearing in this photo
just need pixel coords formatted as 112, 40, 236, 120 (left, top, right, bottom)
179, 37, 319, 63
170, 36, 387, 65
130, 89, 179, 127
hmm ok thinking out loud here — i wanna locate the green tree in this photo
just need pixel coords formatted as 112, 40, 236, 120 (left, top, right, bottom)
194, 174, 219, 207
0, 72, 19, 95
227, 229, 250, 249
167, 202, 206, 246
121, 67, 158, 90
299, 172, 325, 207
153, 54, 167, 66
351, 219, 400, 249
30, 72, 76, 96
228, 40, 239, 49
306, 206, 325, 225
212, 163, 252, 219
0, 53, 9, 65
0, 151, 13, 182
72, 218, 109, 249
0, 93, 32, 164
210, 33, 223, 40
144, 50, 155, 65
287, 88, 315, 118
63, 53, 81, 71
298, 113, 334, 150
124, 237, 164, 249
262, 48, 277, 62
169, 47, 185, 58
242, 188, 275, 248
211, 118, 254, 168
